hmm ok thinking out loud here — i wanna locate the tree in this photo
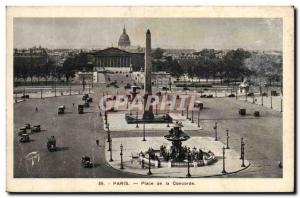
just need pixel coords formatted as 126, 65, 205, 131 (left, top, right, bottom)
152, 48, 164, 60
62, 57, 76, 82
169, 60, 184, 78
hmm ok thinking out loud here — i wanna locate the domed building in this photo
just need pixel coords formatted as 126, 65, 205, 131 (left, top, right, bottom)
118, 26, 131, 48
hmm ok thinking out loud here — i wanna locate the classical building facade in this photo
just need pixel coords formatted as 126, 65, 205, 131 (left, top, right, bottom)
91, 47, 144, 72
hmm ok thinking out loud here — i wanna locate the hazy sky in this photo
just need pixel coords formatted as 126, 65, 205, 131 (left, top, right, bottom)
14, 18, 282, 50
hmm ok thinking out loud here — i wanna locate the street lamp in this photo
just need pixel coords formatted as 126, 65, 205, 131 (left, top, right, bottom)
241, 141, 246, 167
167, 112, 170, 127
136, 111, 139, 128
40, 88, 43, 99
120, 144, 124, 169
109, 138, 113, 162
186, 106, 189, 119
214, 122, 218, 141
142, 121, 146, 141
197, 108, 200, 128
191, 110, 194, 123
147, 148, 152, 175
271, 95, 273, 109
240, 137, 244, 159
222, 146, 226, 174
106, 123, 110, 143
186, 147, 191, 178
226, 128, 230, 149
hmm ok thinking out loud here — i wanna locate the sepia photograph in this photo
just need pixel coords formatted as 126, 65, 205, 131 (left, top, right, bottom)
6, 6, 294, 192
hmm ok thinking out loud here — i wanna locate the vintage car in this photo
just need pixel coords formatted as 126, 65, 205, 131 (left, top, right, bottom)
20, 134, 30, 143
24, 123, 31, 129
18, 127, 27, 136
81, 156, 93, 168
47, 136, 56, 152
31, 125, 41, 133
78, 104, 84, 114
239, 108, 246, 116
82, 94, 89, 100
86, 97, 93, 103
84, 101, 90, 107
58, 106, 65, 114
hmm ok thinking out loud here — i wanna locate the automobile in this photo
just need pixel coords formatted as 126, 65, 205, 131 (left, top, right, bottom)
81, 156, 93, 168
21, 94, 30, 99
162, 86, 169, 91
47, 136, 56, 152
24, 123, 31, 129
20, 134, 30, 143
239, 108, 246, 116
228, 94, 235, 97
18, 127, 27, 136
247, 92, 254, 97
31, 125, 41, 133
86, 97, 93, 103
82, 94, 89, 100
78, 104, 84, 114
124, 83, 131, 89
58, 106, 65, 114
84, 101, 90, 107
183, 87, 190, 91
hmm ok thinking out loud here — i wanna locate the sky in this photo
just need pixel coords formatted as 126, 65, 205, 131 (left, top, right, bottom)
13, 18, 282, 51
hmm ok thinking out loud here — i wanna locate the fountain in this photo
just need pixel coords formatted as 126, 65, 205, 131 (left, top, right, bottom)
138, 121, 217, 168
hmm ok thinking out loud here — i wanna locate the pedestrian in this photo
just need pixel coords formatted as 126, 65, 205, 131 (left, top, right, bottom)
96, 139, 99, 146
72, 103, 75, 107
35, 107, 38, 112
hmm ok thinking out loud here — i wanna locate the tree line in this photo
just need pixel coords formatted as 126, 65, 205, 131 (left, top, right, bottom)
14, 52, 93, 84
152, 48, 282, 86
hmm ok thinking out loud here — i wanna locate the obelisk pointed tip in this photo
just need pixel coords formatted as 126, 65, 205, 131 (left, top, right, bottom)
146, 29, 151, 34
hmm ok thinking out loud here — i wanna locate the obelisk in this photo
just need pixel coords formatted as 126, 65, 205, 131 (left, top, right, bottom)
143, 29, 154, 120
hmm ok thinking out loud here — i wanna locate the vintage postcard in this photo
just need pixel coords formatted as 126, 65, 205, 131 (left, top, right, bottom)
6, 6, 294, 192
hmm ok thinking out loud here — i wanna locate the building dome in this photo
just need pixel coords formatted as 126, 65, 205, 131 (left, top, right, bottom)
118, 26, 131, 48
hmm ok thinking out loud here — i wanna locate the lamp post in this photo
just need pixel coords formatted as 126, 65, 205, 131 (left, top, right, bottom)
186, 147, 191, 178
142, 121, 146, 141
236, 89, 238, 100
106, 123, 110, 143
147, 148, 152, 175
23, 87, 26, 101
214, 122, 218, 141
136, 111, 139, 128
240, 137, 244, 159
120, 144, 124, 169
155, 102, 158, 115
186, 106, 189, 119
104, 111, 108, 125
167, 112, 170, 127
69, 86, 72, 96
54, 79, 57, 97
241, 141, 246, 167
40, 88, 43, 99
109, 138, 113, 162
226, 128, 230, 149
197, 108, 200, 128
270, 95, 273, 109
222, 146, 226, 174
191, 110, 194, 123
261, 94, 264, 106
